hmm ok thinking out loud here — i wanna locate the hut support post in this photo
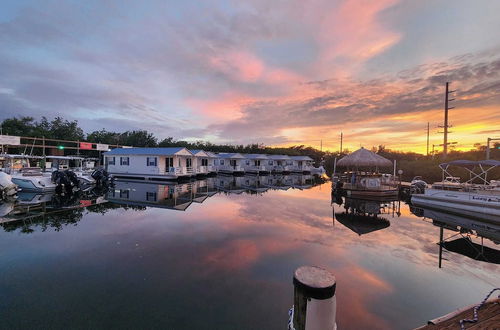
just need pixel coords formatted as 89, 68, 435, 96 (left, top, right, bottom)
293, 266, 337, 330
333, 157, 337, 178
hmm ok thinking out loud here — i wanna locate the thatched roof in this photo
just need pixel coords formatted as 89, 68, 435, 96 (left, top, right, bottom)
337, 147, 393, 167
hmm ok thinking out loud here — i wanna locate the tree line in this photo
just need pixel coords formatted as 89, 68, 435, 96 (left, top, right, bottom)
1, 116, 498, 182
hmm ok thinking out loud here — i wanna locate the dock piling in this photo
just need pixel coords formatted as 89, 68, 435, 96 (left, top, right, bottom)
293, 266, 337, 330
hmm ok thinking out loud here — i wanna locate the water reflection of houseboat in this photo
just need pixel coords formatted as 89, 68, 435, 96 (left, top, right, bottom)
214, 175, 246, 194
412, 206, 500, 266
333, 197, 400, 235
290, 174, 314, 190
107, 181, 195, 211
260, 174, 290, 190
240, 175, 268, 193
333, 148, 399, 198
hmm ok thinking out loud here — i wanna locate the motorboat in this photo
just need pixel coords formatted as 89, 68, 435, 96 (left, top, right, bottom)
411, 160, 500, 223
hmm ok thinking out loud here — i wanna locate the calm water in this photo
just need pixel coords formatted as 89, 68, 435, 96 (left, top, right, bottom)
0, 175, 498, 329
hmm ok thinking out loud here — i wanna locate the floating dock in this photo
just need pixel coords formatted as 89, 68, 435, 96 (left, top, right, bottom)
416, 298, 500, 329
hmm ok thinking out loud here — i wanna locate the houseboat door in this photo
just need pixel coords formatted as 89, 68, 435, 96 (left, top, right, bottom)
166, 157, 174, 172
186, 158, 192, 168
230, 159, 237, 169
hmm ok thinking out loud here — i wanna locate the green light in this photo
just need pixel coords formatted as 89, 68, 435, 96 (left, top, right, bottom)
58, 145, 65, 150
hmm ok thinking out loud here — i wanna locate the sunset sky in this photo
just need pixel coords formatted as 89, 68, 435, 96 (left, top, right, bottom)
1, 0, 499, 153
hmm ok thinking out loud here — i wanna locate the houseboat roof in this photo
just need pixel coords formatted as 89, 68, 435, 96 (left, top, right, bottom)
104, 147, 193, 156
267, 154, 292, 160
205, 151, 218, 158
189, 149, 210, 157
290, 155, 314, 161
243, 154, 269, 159
337, 147, 392, 167
217, 153, 245, 159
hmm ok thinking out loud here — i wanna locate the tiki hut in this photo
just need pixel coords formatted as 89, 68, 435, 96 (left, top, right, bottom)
337, 147, 393, 168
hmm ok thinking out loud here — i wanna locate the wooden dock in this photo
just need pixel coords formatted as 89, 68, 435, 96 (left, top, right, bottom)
416, 298, 500, 330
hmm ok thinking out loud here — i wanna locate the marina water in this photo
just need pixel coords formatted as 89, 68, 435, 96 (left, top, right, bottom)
0, 176, 498, 329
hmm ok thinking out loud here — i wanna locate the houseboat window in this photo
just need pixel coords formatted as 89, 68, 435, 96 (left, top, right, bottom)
146, 192, 157, 202
246, 160, 250, 165
119, 189, 129, 198
201, 159, 208, 166
108, 157, 115, 165
255, 160, 260, 166
268, 160, 273, 165
220, 160, 225, 165
146, 157, 157, 166
230, 160, 236, 167
166, 157, 174, 168
120, 157, 129, 166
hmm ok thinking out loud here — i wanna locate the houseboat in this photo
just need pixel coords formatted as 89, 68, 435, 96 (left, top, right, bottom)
242, 154, 269, 174
289, 156, 314, 173
215, 153, 245, 175
411, 160, 500, 223
189, 150, 216, 176
332, 147, 399, 198
104, 147, 195, 181
267, 155, 293, 173
205, 152, 219, 174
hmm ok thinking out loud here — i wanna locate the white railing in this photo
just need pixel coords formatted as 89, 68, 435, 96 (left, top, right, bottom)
218, 165, 242, 172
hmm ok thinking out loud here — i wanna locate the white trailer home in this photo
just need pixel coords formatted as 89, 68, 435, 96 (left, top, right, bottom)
267, 155, 293, 173
242, 154, 269, 174
189, 149, 217, 176
104, 147, 195, 180
215, 153, 245, 174
289, 156, 314, 173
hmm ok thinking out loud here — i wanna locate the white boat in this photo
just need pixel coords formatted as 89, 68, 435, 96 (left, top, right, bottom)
411, 160, 500, 223
1, 154, 83, 192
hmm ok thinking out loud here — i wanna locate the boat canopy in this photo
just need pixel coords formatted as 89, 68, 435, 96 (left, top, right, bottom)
337, 147, 392, 168
438, 159, 500, 185
439, 159, 500, 169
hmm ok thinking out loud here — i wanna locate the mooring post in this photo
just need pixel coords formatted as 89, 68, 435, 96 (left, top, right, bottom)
293, 266, 337, 330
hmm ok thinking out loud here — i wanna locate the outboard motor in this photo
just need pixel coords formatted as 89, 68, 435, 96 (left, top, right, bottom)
91, 168, 114, 186
64, 170, 80, 189
51, 170, 73, 194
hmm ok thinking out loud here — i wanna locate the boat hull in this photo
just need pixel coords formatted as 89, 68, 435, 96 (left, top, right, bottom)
412, 190, 500, 224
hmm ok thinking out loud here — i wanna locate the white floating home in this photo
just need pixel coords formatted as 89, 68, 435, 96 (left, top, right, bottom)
290, 155, 314, 173
190, 150, 217, 176
267, 155, 293, 173
242, 154, 270, 174
215, 153, 245, 174
104, 147, 195, 180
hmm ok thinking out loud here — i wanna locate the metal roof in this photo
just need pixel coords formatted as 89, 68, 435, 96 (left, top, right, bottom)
217, 153, 245, 159
290, 155, 314, 161
243, 153, 269, 159
104, 147, 192, 156
267, 154, 292, 160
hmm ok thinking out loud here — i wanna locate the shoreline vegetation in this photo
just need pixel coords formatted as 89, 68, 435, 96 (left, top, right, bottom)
1, 116, 499, 182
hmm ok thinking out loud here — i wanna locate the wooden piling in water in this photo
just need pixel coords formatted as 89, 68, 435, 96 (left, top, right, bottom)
293, 266, 337, 330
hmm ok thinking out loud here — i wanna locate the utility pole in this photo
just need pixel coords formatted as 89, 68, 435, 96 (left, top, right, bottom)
339, 132, 343, 155
320, 139, 323, 152
426, 122, 430, 156
438, 82, 455, 159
